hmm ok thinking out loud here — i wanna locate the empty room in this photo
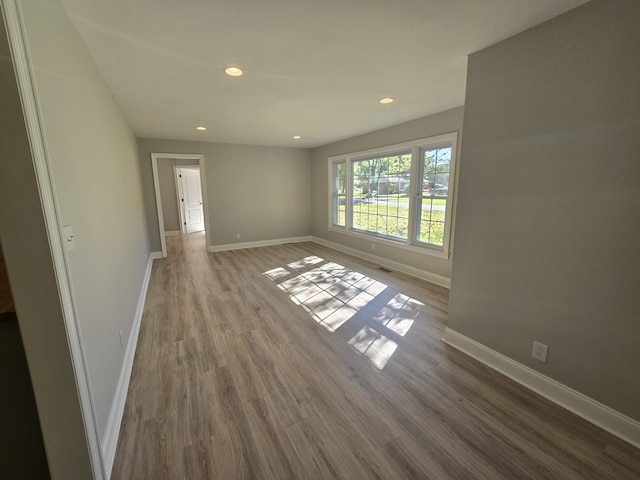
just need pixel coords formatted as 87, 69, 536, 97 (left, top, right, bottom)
1, 0, 639, 478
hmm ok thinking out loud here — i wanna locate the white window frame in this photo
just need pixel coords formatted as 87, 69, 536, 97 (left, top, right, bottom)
328, 132, 458, 259
330, 160, 346, 227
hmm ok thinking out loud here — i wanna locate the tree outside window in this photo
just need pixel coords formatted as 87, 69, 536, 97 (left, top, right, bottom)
329, 132, 457, 258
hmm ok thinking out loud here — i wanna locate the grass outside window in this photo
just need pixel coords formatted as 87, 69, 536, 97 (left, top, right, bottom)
328, 132, 457, 257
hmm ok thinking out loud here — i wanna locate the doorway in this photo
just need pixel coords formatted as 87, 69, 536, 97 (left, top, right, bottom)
151, 153, 210, 257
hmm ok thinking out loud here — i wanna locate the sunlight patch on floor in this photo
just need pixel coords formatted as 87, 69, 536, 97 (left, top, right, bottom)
263, 267, 291, 280
371, 293, 424, 336
346, 294, 424, 370
263, 257, 424, 370
287, 255, 324, 270
265, 260, 386, 333
348, 326, 398, 370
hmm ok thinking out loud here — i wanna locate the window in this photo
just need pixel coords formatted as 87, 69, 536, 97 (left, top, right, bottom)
330, 161, 346, 227
351, 152, 411, 240
416, 144, 451, 246
328, 132, 457, 258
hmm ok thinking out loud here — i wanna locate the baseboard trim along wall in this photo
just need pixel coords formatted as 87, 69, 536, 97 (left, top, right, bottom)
210, 236, 312, 252
311, 236, 451, 288
443, 328, 640, 449
102, 254, 157, 477
164, 230, 181, 237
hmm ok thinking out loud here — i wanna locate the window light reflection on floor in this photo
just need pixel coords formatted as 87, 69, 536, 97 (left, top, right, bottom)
348, 326, 398, 370
287, 255, 324, 270
263, 267, 291, 280
372, 293, 422, 337
275, 259, 386, 333
263, 256, 424, 370
350, 293, 424, 369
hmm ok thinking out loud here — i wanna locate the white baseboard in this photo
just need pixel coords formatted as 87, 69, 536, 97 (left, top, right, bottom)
102, 254, 156, 477
311, 236, 450, 288
443, 328, 640, 449
164, 230, 181, 237
210, 236, 312, 252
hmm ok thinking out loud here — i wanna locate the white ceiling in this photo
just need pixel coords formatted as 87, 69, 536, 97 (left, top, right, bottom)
60, 0, 589, 148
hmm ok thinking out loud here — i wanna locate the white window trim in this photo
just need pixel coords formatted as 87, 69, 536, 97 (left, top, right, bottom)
328, 132, 458, 259
329, 160, 346, 227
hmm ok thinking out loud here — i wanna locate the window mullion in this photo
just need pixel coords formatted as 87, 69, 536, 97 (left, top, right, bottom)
329, 159, 347, 229
328, 160, 334, 229
345, 158, 353, 231
407, 146, 419, 245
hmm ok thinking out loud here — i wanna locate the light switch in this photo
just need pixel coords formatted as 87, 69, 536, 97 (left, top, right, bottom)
63, 225, 75, 251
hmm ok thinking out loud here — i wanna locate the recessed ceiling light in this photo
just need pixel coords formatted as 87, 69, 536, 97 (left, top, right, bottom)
195, 126, 207, 131
224, 66, 243, 77
379, 97, 394, 104
292, 135, 302, 140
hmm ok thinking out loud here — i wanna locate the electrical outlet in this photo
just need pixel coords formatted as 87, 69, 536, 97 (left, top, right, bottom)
236, 233, 241, 239
532, 341, 548, 363
119, 330, 124, 349
371, 243, 376, 250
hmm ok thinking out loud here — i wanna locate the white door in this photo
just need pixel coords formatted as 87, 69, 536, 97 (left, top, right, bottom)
178, 167, 205, 233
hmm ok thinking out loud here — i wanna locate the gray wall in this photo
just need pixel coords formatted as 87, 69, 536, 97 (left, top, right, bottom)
310, 107, 464, 282
138, 138, 311, 252
157, 158, 199, 232
14, 0, 152, 447
0, 5, 93, 478
158, 160, 181, 232
449, 0, 640, 421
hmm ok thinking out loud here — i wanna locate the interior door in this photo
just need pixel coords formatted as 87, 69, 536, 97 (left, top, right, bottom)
178, 167, 205, 233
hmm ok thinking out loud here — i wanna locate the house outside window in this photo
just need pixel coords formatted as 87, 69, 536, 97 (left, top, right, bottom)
351, 152, 412, 240
328, 132, 458, 258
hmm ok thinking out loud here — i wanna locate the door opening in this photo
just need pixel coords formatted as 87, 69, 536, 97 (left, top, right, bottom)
151, 153, 210, 257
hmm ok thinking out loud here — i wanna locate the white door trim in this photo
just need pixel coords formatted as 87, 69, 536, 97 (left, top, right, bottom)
1, 1, 106, 477
151, 153, 209, 257
174, 165, 185, 235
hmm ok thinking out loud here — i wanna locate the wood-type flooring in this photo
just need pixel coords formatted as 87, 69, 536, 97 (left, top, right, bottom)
111, 233, 640, 479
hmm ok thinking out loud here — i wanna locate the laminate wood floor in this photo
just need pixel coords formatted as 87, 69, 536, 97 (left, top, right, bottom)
111, 233, 640, 479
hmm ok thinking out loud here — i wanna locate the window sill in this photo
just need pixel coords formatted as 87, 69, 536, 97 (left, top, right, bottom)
328, 226, 450, 260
